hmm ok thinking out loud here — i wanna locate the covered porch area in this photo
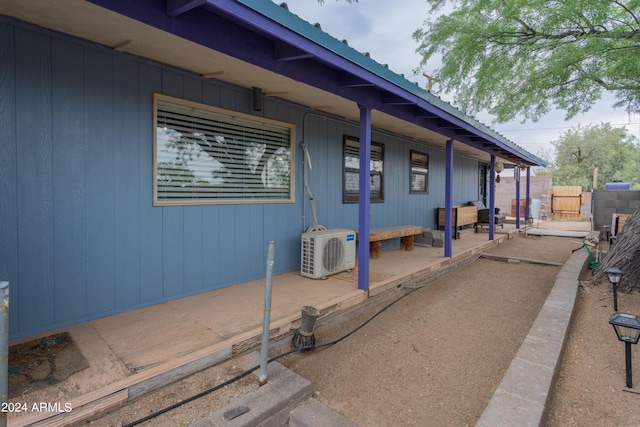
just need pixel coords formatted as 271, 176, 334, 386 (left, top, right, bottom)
8, 228, 525, 426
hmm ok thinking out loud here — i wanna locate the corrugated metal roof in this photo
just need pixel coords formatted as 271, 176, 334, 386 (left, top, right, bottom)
237, 0, 546, 167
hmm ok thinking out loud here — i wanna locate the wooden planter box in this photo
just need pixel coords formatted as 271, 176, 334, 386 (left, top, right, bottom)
437, 206, 478, 239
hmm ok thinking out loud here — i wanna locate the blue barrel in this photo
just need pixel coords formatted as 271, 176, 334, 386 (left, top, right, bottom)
605, 182, 630, 190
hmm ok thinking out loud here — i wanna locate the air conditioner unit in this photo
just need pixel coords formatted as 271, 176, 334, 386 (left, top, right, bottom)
301, 229, 356, 279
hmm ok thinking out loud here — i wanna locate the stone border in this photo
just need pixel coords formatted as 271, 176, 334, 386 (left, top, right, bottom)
475, 232, 596, 427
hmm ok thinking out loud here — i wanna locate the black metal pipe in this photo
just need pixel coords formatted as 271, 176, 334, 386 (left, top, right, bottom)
626, 341, 633, 388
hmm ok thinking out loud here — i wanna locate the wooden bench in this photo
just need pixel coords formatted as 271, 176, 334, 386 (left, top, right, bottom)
357, 225, 424, 259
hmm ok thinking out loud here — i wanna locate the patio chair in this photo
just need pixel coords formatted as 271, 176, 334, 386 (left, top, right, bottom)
467, 200, 506, 226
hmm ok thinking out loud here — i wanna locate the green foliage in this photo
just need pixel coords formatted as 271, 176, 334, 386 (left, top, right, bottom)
413, 1, 640, 122
546, 123, 640, 190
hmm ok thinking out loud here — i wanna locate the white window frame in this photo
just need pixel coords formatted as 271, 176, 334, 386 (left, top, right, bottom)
153, 94, 295, 205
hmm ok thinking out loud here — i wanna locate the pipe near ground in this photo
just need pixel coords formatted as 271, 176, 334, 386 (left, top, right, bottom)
259, 242, 275, 385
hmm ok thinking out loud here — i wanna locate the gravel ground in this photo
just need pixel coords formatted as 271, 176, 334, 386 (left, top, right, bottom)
85, 233, 637, 426
83, 360, 258, 426
280, 234, 571, 426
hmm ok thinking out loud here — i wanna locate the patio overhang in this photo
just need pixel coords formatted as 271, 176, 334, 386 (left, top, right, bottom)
0, 0, 545, 167
163, 0, 546, 166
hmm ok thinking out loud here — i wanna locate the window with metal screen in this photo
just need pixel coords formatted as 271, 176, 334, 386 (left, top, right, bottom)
343, 137, 384, 203
410, 150, 429, 194
154, 94, 295, 205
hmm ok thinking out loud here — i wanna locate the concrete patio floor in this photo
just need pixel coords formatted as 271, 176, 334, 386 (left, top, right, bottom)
7, 219, 592, 426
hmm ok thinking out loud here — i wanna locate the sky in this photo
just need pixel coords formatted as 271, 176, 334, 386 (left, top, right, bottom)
278, 0, 640, 163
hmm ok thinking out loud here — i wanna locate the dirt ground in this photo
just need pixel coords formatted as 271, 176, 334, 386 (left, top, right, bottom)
545, 276, 640, 426
85, 233, 640, 426
83, 360, 258, 426
281, 234, 571, 427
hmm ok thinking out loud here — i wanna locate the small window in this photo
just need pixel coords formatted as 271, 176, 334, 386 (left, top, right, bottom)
343, 137, 384, 203
154, 94, 295, 205
410, 150, 429, 194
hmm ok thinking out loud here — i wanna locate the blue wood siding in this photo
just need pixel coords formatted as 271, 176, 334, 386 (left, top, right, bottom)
85, 47, 116, 316
300, 116, 479, 234
138, 64, 164, 303
15, 27, 55, 333
52, 38, 88, 323
0, 22, 19, 332
0, 17, 479, 338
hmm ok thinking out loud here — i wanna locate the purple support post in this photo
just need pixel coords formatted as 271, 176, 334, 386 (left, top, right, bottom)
515, 166, 521, 229
525, 166, 531, 221
488, 155, 496, 241
357, 104, 371, 291
444, 139, 453, 258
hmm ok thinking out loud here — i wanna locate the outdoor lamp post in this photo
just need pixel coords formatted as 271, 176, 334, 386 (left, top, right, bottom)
605, 267, 625, 311
609, 312, 640, 388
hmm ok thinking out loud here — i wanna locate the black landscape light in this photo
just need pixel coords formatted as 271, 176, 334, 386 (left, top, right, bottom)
609, 312, 640, 388
605, 267, 624, 311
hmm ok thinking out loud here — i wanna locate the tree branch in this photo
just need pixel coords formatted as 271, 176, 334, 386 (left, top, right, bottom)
614, 0, 640, 27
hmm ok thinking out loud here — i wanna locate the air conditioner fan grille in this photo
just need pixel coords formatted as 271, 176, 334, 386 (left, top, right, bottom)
322, 237, 344, 273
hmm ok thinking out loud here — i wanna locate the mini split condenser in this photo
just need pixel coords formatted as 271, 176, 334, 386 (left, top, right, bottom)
300, 229, 356, 279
